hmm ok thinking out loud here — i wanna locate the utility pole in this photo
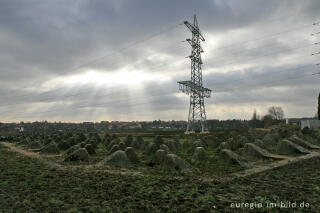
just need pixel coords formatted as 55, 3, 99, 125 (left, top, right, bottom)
178, 15, 211, 134
312, 22, 320, 120
312, 72, 320, 120
318, 93, 320, 120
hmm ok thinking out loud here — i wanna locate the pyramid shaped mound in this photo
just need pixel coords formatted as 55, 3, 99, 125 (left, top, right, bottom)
98, 150, 132, 168
40, 142, 59, 154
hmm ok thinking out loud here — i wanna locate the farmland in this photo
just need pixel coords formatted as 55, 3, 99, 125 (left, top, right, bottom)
1, 125, 320, 212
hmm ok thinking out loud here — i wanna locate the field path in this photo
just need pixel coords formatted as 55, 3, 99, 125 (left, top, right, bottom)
233, 151, 320, 178
2, 141, 320, 182
0, 142, 143, 176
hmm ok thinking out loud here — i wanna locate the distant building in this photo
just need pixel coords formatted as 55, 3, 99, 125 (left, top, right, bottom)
15, 127, 24, 132
285, 117, 320, 129
286, 118, 314, 125
286, 118, 303, 125
301, 120, 320, 129
108, 124, 113, 130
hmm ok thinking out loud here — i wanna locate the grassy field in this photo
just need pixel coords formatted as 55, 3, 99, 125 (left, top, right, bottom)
1, 143, 320, 212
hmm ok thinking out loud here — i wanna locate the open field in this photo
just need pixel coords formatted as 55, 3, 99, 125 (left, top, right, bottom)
0, 125, 320, 212
1, 0, 320, 212
1, 141, 320, 212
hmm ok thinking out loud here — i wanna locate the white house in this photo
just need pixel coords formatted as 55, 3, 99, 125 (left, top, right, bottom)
301, 120, 320, 129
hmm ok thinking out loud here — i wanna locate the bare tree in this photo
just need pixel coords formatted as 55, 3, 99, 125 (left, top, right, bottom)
268, 106, 284, 120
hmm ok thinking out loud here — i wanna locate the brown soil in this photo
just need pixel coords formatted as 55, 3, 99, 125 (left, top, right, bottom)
1, 142, 142, 176
2, 141, 319, 182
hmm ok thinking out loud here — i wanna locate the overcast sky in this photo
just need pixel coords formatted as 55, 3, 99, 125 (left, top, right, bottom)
1, 0, 320, 122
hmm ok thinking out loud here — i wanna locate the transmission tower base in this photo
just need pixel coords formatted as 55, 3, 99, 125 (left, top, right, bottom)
184, 131, 196, 135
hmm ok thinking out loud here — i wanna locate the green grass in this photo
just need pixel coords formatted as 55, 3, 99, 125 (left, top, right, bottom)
1, 142, 320, 212
55, 137, 242, 177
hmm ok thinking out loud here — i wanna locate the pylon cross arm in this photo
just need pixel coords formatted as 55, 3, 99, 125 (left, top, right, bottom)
183, 21, 205, 41
178, 80, 211, 98
186, 38, 203, 52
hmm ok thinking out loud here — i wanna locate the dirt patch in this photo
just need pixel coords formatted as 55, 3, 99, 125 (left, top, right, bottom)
2, 142, 59, 158
2, 141, 320, 184
234, 152, 320, 178
1, 142, 142, 176
1, 142, 320, 212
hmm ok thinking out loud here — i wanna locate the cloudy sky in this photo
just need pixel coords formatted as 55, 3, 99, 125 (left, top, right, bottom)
1, 0, 320, 122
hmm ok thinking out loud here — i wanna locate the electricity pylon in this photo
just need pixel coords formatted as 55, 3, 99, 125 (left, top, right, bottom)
178, 14, 211, 134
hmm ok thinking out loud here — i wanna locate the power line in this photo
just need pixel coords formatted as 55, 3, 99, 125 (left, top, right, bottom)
208, 63, 314, 87
0, 20, 184, 101
212, 71, 316, 94
213, 43, 313, 68
62, 16, 318, 78
204, 35, 311, 64
52, 21, 184, 77
214, 23, 313, 51
2, 37, 312, 108
1, 19, 316, 103
0, 44, 187, 103
2, 67, 316, 119
0, 43, 314, 111
2, 18, 319, 120
0, 57, 185, 107
0, 46, 312, 111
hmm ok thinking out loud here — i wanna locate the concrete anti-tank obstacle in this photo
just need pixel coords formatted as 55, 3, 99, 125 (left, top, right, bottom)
145, 142, 158, 154
166, 140, 177, 153
135, 136, 145, 150
226, 138, 241, 151
107, 139, 120, 150
124, 135, 133, 147
188, 139, 207, 153
216, 142, 230, 152
64, 148, 89, 161
40, 142, 60, 154
192, 147, 207, 163
64, 144, 80, 156
154, 149, 167, 164
243, 143, 272, 161
154, 136, 164, 147
220, 149, 250, 168
85, 144, 95, 155
88, 139, 97, 149
98, 150, 132, 168
109, 144, 120, 154
80, 141, 86, 148
261, 133, 279, 149
253, 139, 264, 148
277, 139, 311, 155
160, 144, 170, 153
163, 154, 192, 173
125, 147, 140, 164
289, 135, 320, 150
119, 142, 127, 151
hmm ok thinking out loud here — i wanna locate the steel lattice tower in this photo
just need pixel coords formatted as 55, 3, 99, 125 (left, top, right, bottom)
178, 15, 211, 134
